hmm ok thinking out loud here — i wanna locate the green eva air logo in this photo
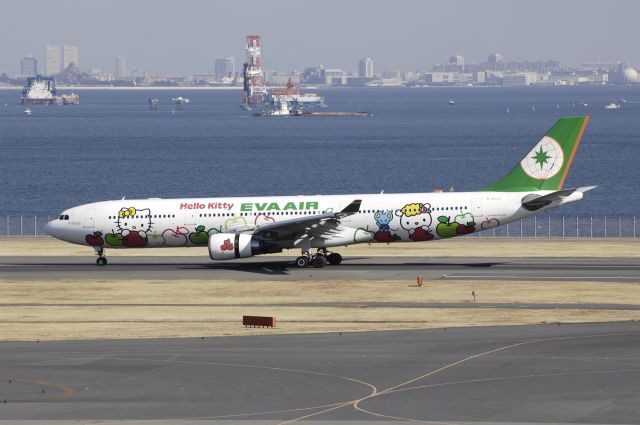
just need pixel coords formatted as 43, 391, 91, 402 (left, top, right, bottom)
520, 136, 564, 180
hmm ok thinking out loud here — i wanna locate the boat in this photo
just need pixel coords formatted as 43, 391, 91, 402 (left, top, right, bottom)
149, 98, 159, 111
604, 102, 621, 110
21, 75, 56, 105
448, 99, 455, 105
57, 93, 80, 105
171, 96, 190, 104
270, 79, 326, 108
23, 108, 32, 116
256, 99, 294, 116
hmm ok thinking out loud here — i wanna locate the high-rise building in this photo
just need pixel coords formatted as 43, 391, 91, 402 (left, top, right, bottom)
214, 56, 235, 80
358, 57, 374, 78
63, 45, 79, 69
21, 55, 37, 77
486, 53, 505, 71
45, 44, 61, 76
449, 55, 465, 66
488, 53, 504, 64
115, 56, 127, 78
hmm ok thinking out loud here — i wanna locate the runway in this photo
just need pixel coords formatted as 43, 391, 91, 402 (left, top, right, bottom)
2, 255, 640, 282
0, 322, 639, 423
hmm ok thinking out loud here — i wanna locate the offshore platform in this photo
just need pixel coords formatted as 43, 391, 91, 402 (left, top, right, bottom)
241, 35, 269, 111
241, 35, 325, 113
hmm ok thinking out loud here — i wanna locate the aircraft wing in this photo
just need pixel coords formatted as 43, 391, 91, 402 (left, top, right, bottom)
241, 199, 362, 240
521, 186, 596, 211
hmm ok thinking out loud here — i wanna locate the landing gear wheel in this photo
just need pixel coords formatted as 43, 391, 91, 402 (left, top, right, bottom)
327, 253, 342, 265
312, 254, 327, 268
96, 256, 107, 266
295, 256, 310, 268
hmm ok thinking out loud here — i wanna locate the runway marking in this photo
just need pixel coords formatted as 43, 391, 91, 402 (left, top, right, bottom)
351, 331, 640, 423
12, 379, 75, 403
279, 331, 640, 423
97, 355, 378, 422
381, 368, 640, 396
442, 274, 640, 280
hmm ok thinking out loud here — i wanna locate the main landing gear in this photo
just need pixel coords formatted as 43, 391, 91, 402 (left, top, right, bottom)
295, 249, 342, 268
95, 247, 107, 266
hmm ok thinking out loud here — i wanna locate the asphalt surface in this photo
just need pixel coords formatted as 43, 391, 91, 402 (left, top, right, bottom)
1, 255, 640, 282
0, 322, 639, 423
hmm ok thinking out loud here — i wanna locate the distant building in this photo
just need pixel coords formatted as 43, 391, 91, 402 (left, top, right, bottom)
382, 70, 401, 80
322, 69, 347, 85
487, 53, 505, 71
63, 45, 79, 69
21, 56, 37, 77
488, 53, 503, 64
450, 55, 465, 66
214, 56, 235, 81
264, 71, 301, 86
502, 72, 540, 86
45, 44, 61, 76
115, 56, 127, 78
358, 57, 373, 78
424, 72, 471, 85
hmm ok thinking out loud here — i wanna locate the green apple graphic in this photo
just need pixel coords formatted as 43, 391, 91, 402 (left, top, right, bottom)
436, 216, 459, 238
353, 227, 375, 243
189, 225, 209, 245
105, 232, 124, 246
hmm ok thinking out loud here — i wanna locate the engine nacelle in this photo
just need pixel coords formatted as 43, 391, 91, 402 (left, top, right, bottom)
208, 233, 279, 260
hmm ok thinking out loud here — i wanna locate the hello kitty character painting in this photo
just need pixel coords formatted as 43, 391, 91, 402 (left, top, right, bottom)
396, 202, 434, 242
116, 207, 152, 247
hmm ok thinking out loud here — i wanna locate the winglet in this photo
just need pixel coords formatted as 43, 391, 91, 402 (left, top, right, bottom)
339, 199, 362, 216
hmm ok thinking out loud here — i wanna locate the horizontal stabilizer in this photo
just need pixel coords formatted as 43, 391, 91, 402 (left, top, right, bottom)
521, 186, 596, 211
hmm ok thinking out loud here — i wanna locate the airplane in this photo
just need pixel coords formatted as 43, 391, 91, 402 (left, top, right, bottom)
45, 116, 594, 268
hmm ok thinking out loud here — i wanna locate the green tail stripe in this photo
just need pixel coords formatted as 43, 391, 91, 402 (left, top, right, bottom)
483, 116, 589, 192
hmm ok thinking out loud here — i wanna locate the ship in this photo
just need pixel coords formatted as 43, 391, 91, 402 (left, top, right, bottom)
270, 78, 326, 108
21, 75, 56, 105
21, 75, 80, 105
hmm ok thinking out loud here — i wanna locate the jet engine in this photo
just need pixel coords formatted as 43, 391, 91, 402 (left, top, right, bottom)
208, 233, 279, 260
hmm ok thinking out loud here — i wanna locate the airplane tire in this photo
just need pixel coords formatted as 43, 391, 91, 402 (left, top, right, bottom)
96, 257, 107, 266
327, 253, 342, 265
312, 254, 327, 268
295, 256, 310, 268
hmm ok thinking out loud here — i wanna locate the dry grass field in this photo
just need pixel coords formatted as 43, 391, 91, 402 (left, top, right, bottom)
1, 237, 639, 341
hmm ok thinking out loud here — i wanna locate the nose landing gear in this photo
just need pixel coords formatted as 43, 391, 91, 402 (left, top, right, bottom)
95, 247, 107, 266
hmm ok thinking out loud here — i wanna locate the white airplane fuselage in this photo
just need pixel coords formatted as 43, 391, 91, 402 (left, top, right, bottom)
44, 190, 582, 252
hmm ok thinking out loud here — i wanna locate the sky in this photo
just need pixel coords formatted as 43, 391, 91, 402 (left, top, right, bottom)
0, 0, 637, 75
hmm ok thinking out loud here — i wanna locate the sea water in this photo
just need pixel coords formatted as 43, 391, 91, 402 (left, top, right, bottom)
0, 86, 638, 217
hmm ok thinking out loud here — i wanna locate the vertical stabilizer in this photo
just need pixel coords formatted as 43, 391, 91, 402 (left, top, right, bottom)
483, 116, 589, 192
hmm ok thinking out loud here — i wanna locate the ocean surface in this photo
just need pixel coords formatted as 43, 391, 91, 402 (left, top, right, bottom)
0, 86, 638, 217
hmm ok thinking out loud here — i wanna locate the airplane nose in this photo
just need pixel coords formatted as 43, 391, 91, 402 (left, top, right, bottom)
44, 220, 58, 237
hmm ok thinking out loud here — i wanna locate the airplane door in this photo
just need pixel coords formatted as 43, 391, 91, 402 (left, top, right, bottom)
83, 208, 96, 228
470, 197, 482, 218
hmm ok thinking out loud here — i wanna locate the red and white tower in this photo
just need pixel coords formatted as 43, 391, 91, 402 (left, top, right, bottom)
242, 35, 268, 110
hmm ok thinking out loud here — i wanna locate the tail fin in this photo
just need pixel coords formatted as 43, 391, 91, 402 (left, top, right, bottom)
483, 116, 589, 192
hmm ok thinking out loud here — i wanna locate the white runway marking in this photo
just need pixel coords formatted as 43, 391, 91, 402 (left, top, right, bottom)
442, 274, 640, 280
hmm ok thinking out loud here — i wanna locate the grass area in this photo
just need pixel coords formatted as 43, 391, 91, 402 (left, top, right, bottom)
0, 278, 638, 341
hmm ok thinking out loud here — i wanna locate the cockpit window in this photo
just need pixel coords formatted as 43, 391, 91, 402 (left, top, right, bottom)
58, 215, 70, 220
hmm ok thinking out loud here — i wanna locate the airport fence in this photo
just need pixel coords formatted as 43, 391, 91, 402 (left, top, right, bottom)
0, 215, 638, 239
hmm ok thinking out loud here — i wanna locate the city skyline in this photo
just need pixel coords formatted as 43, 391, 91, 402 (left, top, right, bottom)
1, 0, 639, 76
